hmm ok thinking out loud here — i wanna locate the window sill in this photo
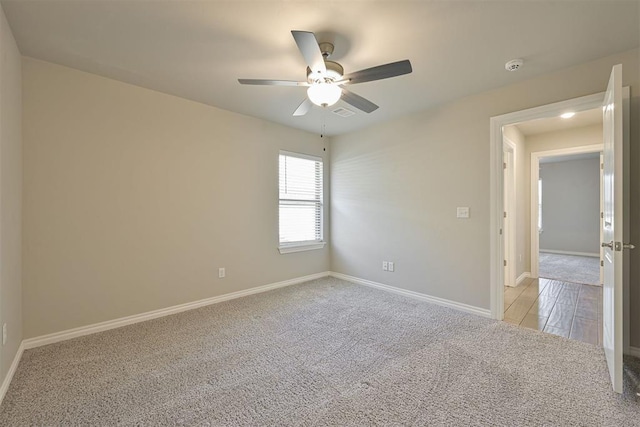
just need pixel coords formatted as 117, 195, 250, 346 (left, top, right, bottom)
278, 242, 326, 254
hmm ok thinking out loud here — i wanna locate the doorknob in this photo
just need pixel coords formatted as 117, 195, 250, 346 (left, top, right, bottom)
602, 241, 635, 251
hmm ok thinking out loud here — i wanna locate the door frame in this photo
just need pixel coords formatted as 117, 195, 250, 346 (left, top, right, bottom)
600, 153, 604, 286
530, 145, 603, 278
489, 88, 630, 354
489, 91, 604, 321
503, 138, 517, 287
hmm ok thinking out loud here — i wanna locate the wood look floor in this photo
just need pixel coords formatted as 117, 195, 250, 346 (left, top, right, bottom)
504, 277, 602, 345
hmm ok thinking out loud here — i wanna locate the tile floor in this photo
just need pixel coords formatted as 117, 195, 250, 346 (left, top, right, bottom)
504, 277, 602, 345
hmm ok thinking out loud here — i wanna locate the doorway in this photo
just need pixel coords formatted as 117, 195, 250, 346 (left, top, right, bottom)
489, 91, 607, 317
491, 94, 620, 345
501, 112, 604, 344
490, 88, 630, 345
490, 67, 630, 393
532, 147, 603, 286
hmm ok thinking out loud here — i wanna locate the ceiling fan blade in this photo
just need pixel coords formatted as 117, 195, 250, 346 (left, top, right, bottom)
341, 89, 378, 113
238, 79, 308, 86
293, 98, 313, 116
342, 60, 412, 85
291, 30, 327, 76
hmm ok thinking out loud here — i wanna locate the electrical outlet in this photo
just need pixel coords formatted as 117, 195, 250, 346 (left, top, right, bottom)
218, 268, 225, 278
382, 261, 388, 271
388, 262, 395, 272
2, 323, 6, 345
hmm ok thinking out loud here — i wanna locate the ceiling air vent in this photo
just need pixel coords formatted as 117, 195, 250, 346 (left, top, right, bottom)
332, 107, 356, 117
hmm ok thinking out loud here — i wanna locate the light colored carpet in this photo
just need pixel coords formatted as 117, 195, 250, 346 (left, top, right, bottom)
539, 252, 601, 285
1, 277, 637, 426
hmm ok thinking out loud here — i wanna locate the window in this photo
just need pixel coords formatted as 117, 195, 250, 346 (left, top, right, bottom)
538, 178, 543, 232
278, 151, 325, 253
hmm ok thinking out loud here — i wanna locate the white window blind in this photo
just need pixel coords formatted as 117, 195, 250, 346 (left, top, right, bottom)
279, 151, 323, 246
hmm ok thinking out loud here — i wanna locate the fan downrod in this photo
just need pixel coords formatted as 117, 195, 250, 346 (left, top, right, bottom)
318, 42, 334, 58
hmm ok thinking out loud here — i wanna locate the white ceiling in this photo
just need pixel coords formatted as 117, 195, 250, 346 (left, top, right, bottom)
3, 1, 638, 136
515, 108, 603, 136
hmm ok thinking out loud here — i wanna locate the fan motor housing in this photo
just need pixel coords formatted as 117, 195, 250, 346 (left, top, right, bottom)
307, 61, 344, 83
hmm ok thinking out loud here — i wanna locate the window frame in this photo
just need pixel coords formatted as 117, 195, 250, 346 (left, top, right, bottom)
277, 150, 326, 254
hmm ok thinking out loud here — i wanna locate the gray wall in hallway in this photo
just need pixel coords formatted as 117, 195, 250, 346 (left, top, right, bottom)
539, 157, 600, 255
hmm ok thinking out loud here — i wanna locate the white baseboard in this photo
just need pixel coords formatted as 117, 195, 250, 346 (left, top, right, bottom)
540, 249, 599, 258
23, 271, 329, 350
329, 272, 491, 318
516, 272, 531, 286
626, 346, 640, 358
0, 342, 24, 406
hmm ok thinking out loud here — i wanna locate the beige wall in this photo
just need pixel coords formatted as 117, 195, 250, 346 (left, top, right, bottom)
330, 49, 639, 343
18, 48, 640, 346
0, 5, 22, 382
22, 58, 330, 338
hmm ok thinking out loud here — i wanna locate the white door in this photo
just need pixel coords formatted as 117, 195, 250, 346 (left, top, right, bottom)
601, 64, 626, 393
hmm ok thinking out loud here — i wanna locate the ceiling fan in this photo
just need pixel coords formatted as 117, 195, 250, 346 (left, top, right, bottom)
238, 30, 412, 116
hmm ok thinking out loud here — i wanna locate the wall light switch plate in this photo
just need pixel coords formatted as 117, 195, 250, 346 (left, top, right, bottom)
388, 262, 395, 272
382, 261, 388, 271
457, 207, 470, 218
218, 268, 225, 278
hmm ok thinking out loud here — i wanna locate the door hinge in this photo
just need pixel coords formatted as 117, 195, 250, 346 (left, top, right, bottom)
499, 228, 503, 235
504, 211, 507, 218
503, 162, 507, 169
601, 260, 604, 267
504, 260, 507, 267
601, 212, 604, 219
601, 163, 604, 170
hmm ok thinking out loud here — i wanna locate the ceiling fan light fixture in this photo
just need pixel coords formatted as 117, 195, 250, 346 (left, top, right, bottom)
307, 82, 342, 107
238, 30, 411, 116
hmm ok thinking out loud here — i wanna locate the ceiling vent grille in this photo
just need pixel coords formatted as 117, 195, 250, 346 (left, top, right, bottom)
332, 107, 355, 117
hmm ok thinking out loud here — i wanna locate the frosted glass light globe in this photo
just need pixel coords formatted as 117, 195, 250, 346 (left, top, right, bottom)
307, 82, 342, 107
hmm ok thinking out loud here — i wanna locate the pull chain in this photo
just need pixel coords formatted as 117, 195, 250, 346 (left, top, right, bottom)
320, 106, 327, 138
